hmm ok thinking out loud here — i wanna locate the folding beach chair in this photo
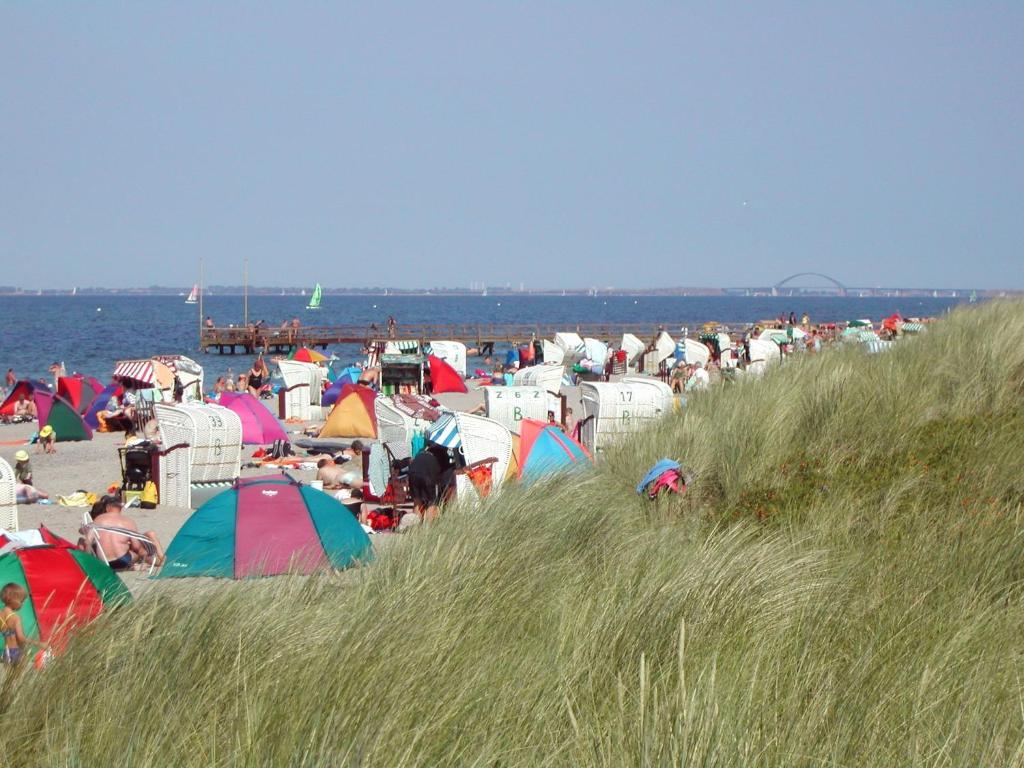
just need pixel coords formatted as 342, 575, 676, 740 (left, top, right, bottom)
80, 513, 160, 575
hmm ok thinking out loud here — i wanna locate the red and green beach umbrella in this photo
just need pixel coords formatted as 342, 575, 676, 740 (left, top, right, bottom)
0, 544, 131, 650
158, 475, 373, 579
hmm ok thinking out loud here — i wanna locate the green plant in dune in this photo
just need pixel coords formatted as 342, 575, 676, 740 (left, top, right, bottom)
1, 301, 1023, 766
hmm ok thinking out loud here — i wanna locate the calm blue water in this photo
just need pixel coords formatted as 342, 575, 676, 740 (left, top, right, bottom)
0, 294, 962, 384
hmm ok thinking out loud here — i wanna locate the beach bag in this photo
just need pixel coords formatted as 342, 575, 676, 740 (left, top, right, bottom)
140, 481, 159, 509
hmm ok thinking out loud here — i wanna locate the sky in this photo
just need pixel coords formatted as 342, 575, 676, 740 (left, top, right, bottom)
2, 3, 1021, 290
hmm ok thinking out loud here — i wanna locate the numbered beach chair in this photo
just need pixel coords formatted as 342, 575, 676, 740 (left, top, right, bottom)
154, 403, 243, 508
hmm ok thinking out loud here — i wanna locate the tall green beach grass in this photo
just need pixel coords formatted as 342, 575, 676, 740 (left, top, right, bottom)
2, 301, 1024, 766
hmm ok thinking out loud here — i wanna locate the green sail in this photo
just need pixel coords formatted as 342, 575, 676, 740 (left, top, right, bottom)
307, 283, 322, 309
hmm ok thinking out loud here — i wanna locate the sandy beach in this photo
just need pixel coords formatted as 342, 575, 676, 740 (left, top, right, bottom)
1, 383, 584, 594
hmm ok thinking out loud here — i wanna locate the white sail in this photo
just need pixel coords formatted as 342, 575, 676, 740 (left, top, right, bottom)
185, 284, 199, 304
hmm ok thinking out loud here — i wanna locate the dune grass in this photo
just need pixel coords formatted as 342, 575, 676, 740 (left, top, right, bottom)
2, 301, 1024, 766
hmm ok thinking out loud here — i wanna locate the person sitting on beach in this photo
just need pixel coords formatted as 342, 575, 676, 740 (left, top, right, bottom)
224, 375, 237, 393
82, 496, 165, 571
1, 583, 46, 665
38, 425, 56, 454
213, 377, 226, 396
236, 373, 248, 392
247, 355, 268, 397
13, 451, 32, 486
13, 394, 35, 421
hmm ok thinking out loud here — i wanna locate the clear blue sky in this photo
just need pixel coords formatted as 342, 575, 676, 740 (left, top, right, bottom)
2, 3, 1021, 290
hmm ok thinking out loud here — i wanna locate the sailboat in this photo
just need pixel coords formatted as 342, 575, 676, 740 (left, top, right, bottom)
70, 287, 77, 296
306, 283, 323, 310
185, 284, 199, 304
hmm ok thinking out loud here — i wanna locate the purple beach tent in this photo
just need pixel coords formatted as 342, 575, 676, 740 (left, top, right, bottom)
218, 392, 289, 445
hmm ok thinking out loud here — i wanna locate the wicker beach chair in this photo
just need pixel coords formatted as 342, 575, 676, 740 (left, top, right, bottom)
0, 458, 17, 532
453, 412, 513, 498
154, 403, 243, 509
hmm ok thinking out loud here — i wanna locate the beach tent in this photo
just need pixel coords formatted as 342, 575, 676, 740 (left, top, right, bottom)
157, 475, 372, 579
218, 392, 288, 445
325, 364, 361, 389
33, 392, 92, 441
290, 347, 328, 364
319, 384, 378, 438
620, 334, 646, 366
516, 419, 590, 482
429, 341, 467, 377
847, 319, 873, 328
0, 544, 131, 653
321, 370, 362, 406
0, 379, 47, 417
427, 355, 468, 394
57, 376, 101, 415
84, 383, 123, 430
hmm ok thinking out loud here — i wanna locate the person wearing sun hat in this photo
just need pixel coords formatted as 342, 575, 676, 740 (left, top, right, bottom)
38, 425, 56, 454
13, 451, 32, 485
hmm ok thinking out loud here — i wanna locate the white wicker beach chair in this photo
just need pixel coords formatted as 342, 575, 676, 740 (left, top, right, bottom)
154, 403, 243, 509
453, 412, 512, 498
0, 458, 17, 532
484, 386, 554, 432
277, 360, 323, 421
579, 377, 674, 454
374, 397, 415, 460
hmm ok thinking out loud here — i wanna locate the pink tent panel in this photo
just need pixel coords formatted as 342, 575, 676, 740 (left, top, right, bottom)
219, 392, 289, 445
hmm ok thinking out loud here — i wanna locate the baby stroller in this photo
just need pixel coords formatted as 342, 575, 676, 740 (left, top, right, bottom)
118, 442, 157, 494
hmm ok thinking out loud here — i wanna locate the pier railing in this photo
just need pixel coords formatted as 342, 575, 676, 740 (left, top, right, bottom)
199, 321, 748, 354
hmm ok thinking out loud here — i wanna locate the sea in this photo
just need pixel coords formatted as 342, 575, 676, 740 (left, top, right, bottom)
0, 294, 964, 386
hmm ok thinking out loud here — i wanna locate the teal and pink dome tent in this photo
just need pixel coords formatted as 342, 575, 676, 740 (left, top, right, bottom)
516, 419, 591, 482
158, 475, 372, 579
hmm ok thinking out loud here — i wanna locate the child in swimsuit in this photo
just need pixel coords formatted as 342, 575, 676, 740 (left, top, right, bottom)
1, 583, 44, 665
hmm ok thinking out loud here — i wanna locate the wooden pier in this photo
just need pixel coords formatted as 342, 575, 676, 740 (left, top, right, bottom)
199, 322, 743, 355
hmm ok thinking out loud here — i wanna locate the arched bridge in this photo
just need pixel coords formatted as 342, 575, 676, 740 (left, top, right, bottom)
773, 272, 848, 296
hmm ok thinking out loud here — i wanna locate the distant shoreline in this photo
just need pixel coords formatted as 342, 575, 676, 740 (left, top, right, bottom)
0, 288, 1017, 298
